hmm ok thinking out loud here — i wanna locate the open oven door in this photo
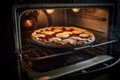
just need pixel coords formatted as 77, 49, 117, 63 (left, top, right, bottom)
14, 43, 120, 80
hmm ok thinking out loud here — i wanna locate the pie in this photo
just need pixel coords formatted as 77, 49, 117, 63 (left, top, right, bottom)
31, 26, 95, 48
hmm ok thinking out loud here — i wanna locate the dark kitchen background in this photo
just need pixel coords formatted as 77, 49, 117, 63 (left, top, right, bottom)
1, 0, 120, 80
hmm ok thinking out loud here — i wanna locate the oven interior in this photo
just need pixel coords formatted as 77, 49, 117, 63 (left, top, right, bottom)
15, 5, 118, 79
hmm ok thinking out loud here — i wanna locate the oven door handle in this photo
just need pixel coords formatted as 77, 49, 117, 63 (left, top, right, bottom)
67, 57, 120, 77
86, 58, 120, 73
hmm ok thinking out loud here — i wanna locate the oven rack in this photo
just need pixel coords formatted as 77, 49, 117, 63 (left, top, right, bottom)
22, 37, 117, 61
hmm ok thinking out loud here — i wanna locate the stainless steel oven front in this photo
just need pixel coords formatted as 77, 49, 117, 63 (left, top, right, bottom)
12, 2, 120, 80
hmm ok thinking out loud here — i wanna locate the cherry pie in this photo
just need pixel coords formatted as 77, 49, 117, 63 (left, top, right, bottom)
31, 26, 95, 48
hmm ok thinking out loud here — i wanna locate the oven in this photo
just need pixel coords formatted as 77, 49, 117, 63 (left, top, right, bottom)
12, 0, 120, 80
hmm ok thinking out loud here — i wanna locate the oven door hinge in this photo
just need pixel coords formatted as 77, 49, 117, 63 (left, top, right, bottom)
15, 50, 23, 80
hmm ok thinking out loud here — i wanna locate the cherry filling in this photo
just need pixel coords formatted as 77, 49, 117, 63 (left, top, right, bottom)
69, 28, 74, 31
37, 27, 89, 42
36, 32, 41, 34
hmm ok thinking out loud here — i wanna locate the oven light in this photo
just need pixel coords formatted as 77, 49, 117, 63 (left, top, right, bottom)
25, 20, 33, 27
72, 8, 80, 12
46, 9, 55, 14
23, 19, 35, 28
